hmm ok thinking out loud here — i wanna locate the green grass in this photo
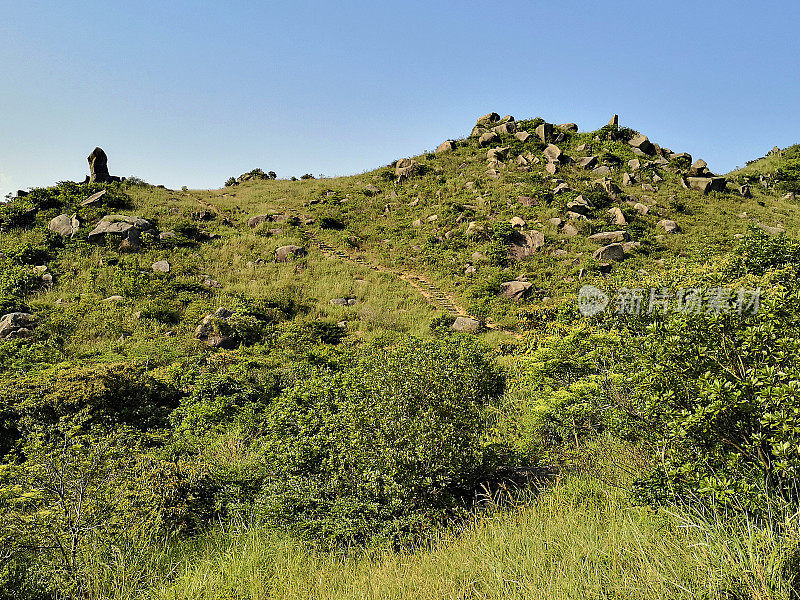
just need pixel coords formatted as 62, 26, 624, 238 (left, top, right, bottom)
101, 472, 795, 600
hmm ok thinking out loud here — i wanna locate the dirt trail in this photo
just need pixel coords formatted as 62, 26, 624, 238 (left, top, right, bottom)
298, 228, 520, 337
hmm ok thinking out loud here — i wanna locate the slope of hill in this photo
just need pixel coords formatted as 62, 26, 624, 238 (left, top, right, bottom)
2, 114, 800, 598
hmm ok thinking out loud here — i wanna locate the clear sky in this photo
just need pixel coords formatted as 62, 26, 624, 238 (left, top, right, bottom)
2, 1, 799, 198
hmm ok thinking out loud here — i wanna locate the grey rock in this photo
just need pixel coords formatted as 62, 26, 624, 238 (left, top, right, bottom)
152, 260, 170, 273
436, 140, 455, 153
561, 223, 579, 237
0, 312, 36, 339
508, 230, 545, 260
543, 144, 562, 162
589, 230, 629, 244
514, 131, 531, 142
49, 214, 80, 237
577, 156, 598, 170
557, 123, 578, 132
535, 123, 553, 143
478, 131, 499, 146
476, 112, 500, 126
80, 190, 107, 206
757, 223, 786, 236
499, 280, 533, 301
452, 316, 480, 332
608, 114, 619, 127
592, 243, 625, 262
628, 134, 654, 154
88, 215, 153, 241
608, 207, 627, 225
657, 219, 680, 234
275, 245, 307, 262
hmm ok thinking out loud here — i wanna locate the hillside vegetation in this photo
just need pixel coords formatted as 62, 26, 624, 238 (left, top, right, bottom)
1, 113, 800, 598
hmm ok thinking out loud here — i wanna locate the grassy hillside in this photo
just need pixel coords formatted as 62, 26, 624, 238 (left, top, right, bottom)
2, 114, 800, 598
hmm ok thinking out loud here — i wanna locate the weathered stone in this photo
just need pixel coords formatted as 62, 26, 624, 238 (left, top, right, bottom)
592, 243, 625, 262
608, 206, 627, 225
0, 312, 36, 339
566, 211, 588, 221
669, 152, 692, 163
608, 114, 619, 127
436, 140, 455, 153
622, 173, 636, 187
487, 147, 510, 161
88, 215, 153, 241
478, 131, 499, 146
152, 260, 170, 273
330, 298, 357, 306
687, 159, 710, 177
577, 156, 598, 170
657, 219, 680, 234
81, 190, 107, 206
86, 147, 121, 183
492, 122, 516, 135
561, 223, 579, 237
275, 245, 307, 262
476, 112, 500, 126
412, 219, 423, 228
452, 316, 480, 332
49, 214, 80, 237
194, 307, 237, 348
553, 182, 571, 196
628, 134, 654, 154
628, 159, 641, 170
557, 123, 578, 132
545, 162, 557, 175
514, 131, 531, 142
548, 217, 563, 227
535, 123, 553, 143
248, 214, 271, 228
589, 230, 629, 244
364, 183, 381, 195
633, 202, 649, 215
738, 185, 752, 198
508, 230, 545, 260
543, 144, 562, 162
592, 165, 612, 176
102, 295, 124, 302
509, 216, 526, 228
499, 280, 532, 301
687, 176, 726, 194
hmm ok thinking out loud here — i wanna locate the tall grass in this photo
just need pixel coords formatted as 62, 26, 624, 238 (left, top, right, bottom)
129, 475, 799, 600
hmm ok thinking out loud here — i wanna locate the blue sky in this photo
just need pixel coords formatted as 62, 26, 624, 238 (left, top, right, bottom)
2, 1, 799, 198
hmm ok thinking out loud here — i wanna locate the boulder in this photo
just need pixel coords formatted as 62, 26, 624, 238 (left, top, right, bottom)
627, 159, 641, 170
88, 215, 154, 241
687, 159, 710, 177
608, 207, 627, 225
476, 112, 501, 126
561, 223, 579, 237
687, 176, 726, 194
508, 230, 545, 260
49, 214, 80, 237
657, 219, 680, 234
492, 122, 516, 135
275, 245, 307, 262
394, 159, 418, 182
592, 165, 612, 176
152, 260, 170, 273
633, 202, 649, 215
436, 140, 455, 153
622, 173, 636, 187
102, 295, 124, 302
608, 114, 619, 127
364, 183, 381, 195
248, 214, 272, 228
509, 216, 526, 228
0, 312, 36, 339
543, 144, 562, 162
487, 147, 510, 161
80, 190, 107, 206
194, 307, 238, 348
330, 298, 357, 306
478, 132, 499, 147
577, 156, 598, 170
86, 147, 122, 183
545, 162, 557, 175
514, 131, 531, 142
535, 123, 553, 143
557, 123, 578, 132
548, 217, 563, 227
499, 280, 533, 301
738, 185, 752, 198
592, 243, 625, 262
589, 230, 629, 244
628, 134, 654, 154
452, 316, 480, 332
566, 195, 592, 214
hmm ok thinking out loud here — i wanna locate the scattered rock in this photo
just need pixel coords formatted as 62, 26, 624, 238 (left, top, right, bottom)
436, 140, 455, 153
88, 215, 154, 243
152, 260, 170, 273
0, 312, 36, 339
657, 219, 681, 234
478, 131, 499, 146
514, 131, 531, 142
364, 183, 381, 195
476, 112, 500, 126
738, 185, 752, 198
102, 295, 124, 302
622, 173, 636, 187
194, 307, 237, 348
545, 162, 557, 175
633, 202, 649, 215
608, 207, 627, 225
49, 214, 80, 237
499, 280, 533, 301
577, 156, 598, 170
487, 147, 509, 161
589, 231, 629, 244
548, 217, 563, 227
557, 123, 578, 132
452, 316, 480, 332
492, 122, 516, 135
628, 134, 654, 154
561, 223, 579, 237
535, 123, 553, 143
518, 195, 536, 207
593, 243, 625, 262
686, 176, 726, 194
628, 159, 641, 171
508, 230, 545, 260
592, 165, 612, 176
509, 216, 526, 228
543, 144, 562, 162
566, 195, 593, 214
394, 159, 419, 182
687, 159, 710, 177
275, 245, 307, 262
80, 190, 107, 206
330, 298, 357, 306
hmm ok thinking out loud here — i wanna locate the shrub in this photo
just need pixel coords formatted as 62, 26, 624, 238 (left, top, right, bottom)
257, 336, 505, 548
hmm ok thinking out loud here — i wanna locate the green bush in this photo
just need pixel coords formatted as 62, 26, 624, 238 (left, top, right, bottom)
257, 336, 505, 549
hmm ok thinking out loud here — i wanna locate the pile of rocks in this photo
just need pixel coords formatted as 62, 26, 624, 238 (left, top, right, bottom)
0, 312, 36, 340
680, 159, 727, 194
85, 214, 160, 251
194, 307, 237, 348
471, 113, 517, 141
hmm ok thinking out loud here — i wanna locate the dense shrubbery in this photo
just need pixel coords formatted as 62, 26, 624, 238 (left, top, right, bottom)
257, 336, 505, 549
